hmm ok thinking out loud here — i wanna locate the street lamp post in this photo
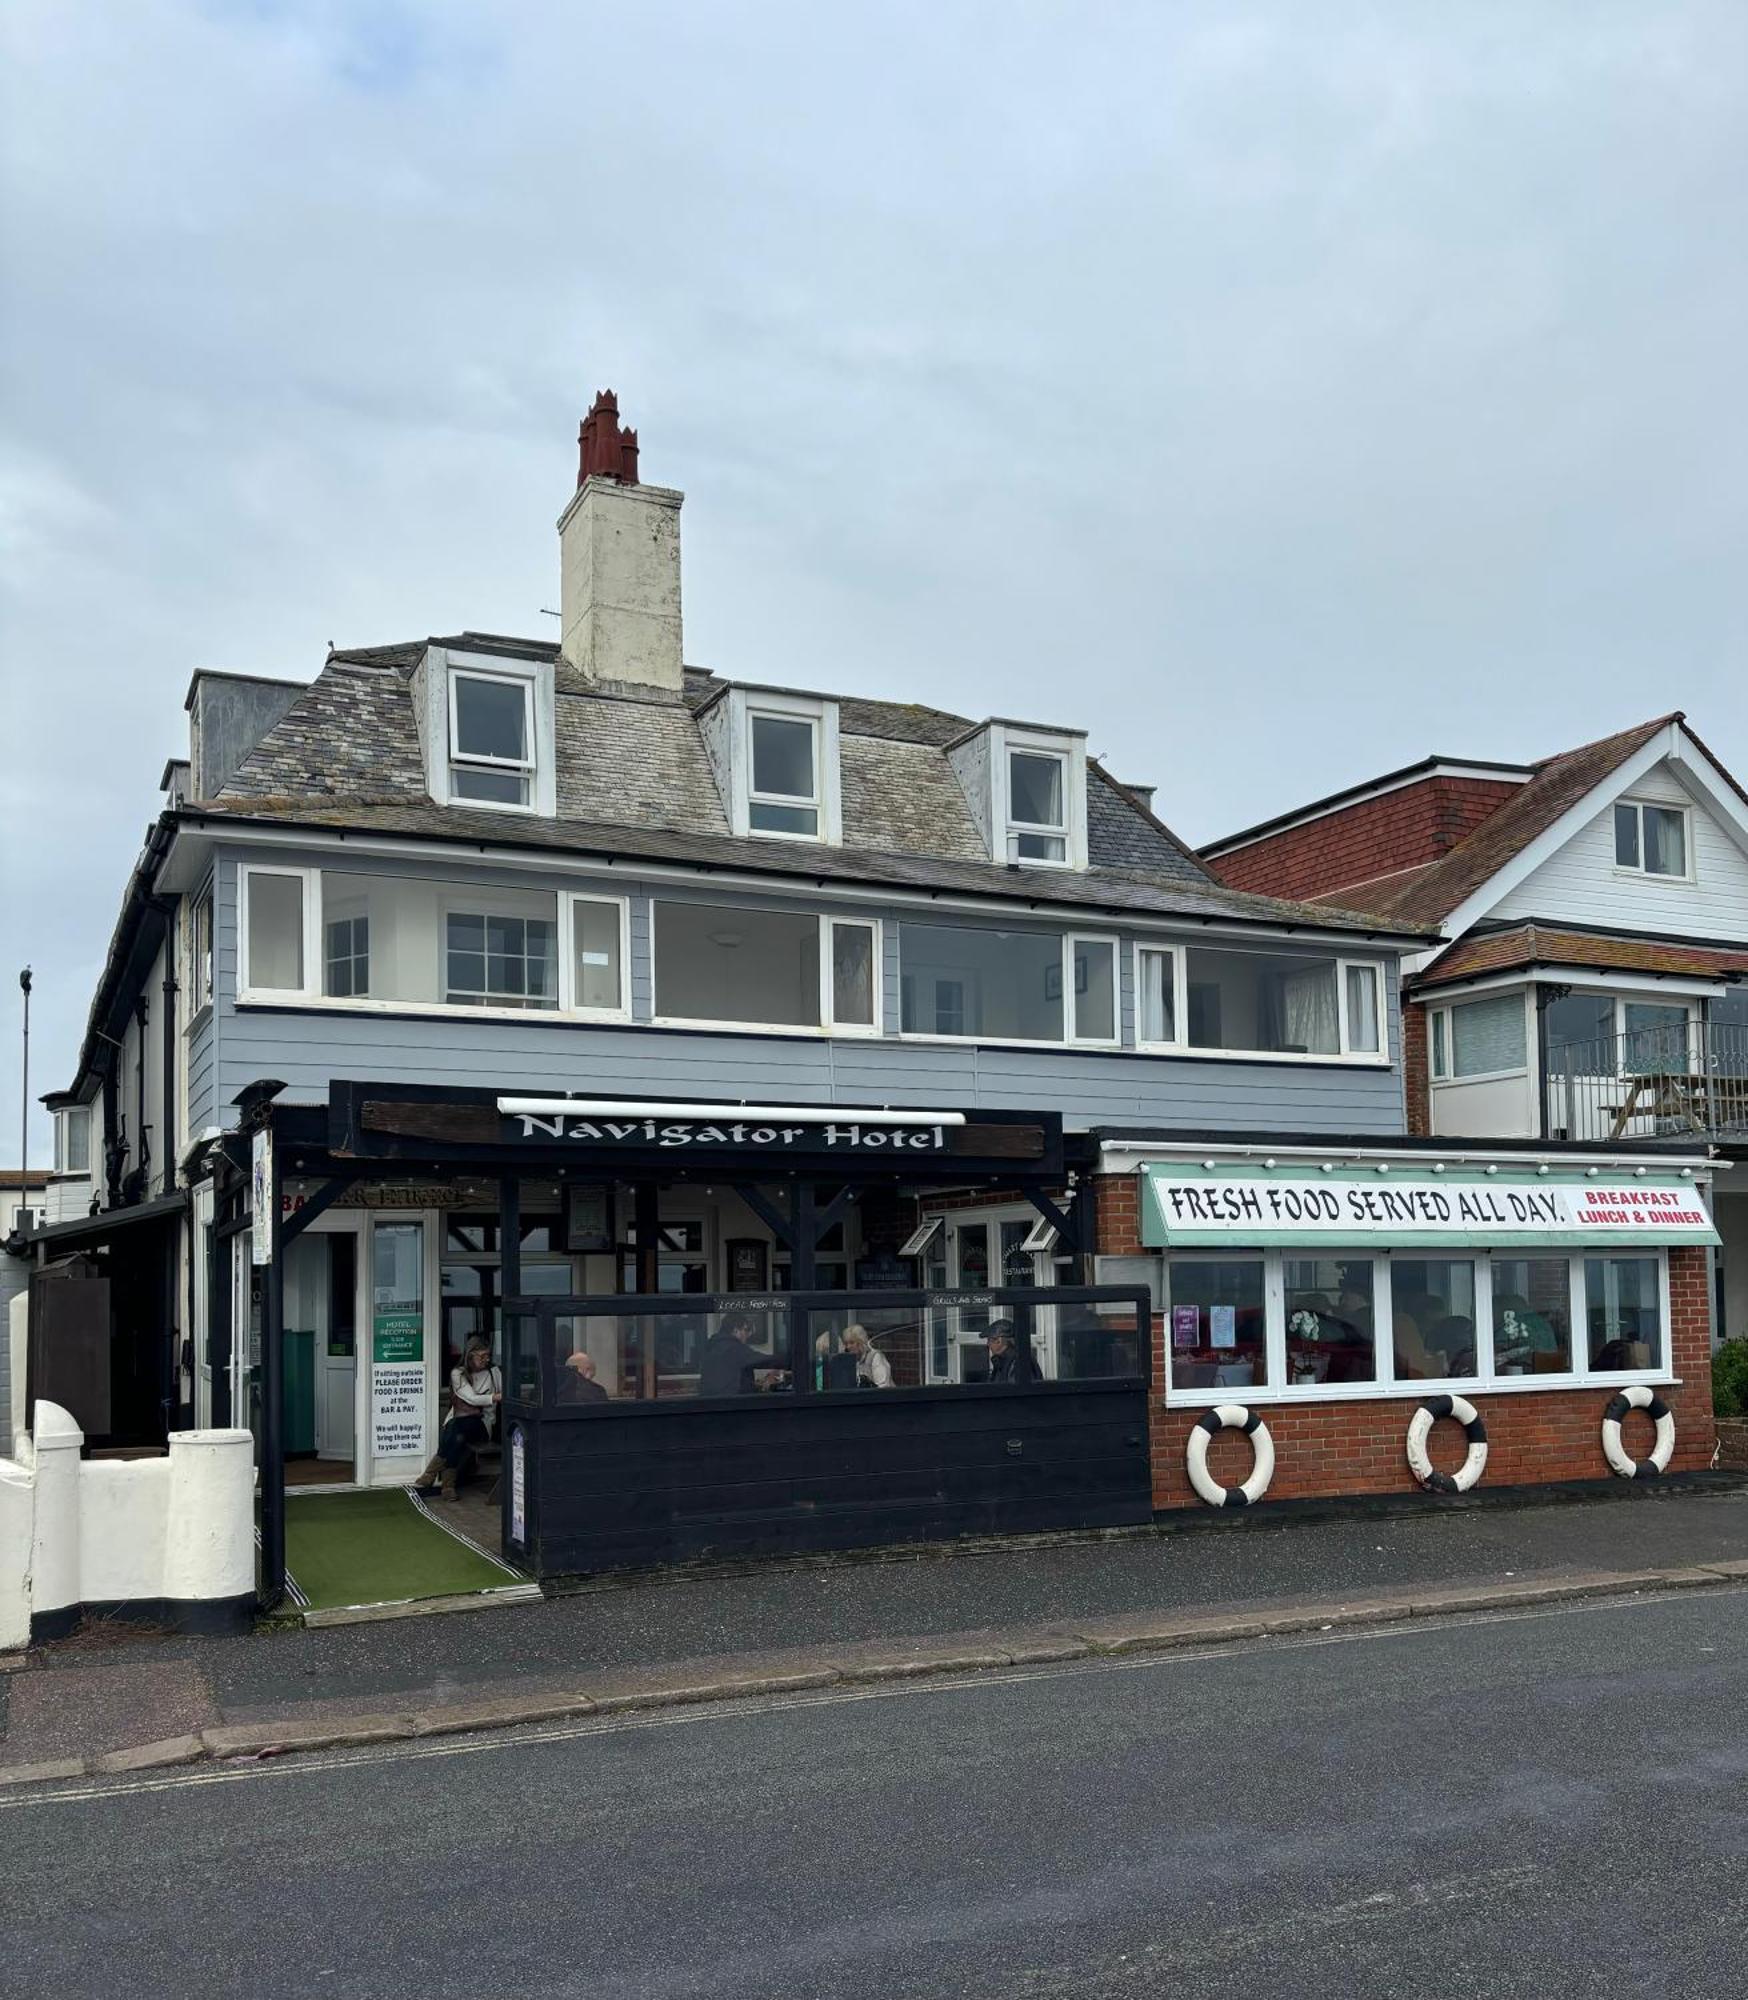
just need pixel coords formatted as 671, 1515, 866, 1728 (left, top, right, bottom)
17, 966, 30, 1180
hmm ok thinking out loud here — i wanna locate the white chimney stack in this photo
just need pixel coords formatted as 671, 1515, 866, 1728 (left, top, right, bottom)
557, 390, 684, 696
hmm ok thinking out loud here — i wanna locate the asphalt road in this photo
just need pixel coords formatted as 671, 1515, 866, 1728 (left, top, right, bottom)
3, 1586, 1744, 2000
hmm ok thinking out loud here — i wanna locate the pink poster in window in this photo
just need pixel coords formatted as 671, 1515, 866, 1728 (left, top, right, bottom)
1171, 1305, 1199, 1350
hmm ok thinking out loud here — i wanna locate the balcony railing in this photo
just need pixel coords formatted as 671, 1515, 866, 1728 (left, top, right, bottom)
1543, 1019, 1748, 1144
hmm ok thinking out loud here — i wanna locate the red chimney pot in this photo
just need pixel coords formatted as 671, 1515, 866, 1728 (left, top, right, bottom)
576, 389, 640, 488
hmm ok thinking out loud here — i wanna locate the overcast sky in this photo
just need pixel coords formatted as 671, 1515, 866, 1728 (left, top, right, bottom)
2, 1, 1744, 1159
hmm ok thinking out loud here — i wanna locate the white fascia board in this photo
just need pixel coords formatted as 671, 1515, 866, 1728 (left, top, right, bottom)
1097, 1137, 1718, 1177
1668, 726, 1748, 860
181, 819, 1425, 949
1415, 966, 1731, 1004
1433, 723, 1682, 949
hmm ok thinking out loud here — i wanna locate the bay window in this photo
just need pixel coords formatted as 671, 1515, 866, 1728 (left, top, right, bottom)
55, 1104, 91, 1175
237, 866, 625, 1017
1430, 992, 1528, 1080
651, 901, 880, 1033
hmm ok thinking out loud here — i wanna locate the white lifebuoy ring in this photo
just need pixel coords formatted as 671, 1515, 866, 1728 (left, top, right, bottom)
1186, 1403, 1275, 1509
1406, 1394, 1488, 1494
1601, 1386, 1674, 1478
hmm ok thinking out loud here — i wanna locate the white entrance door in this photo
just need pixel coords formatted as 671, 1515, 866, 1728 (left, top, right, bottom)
285, 1234, 358, 1462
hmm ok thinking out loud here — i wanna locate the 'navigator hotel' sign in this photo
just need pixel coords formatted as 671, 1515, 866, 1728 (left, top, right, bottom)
510, 1111, 953, 1152
1140, 1170, 1719, 1247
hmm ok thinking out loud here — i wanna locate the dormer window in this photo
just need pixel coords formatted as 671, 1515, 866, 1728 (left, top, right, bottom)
749, 711, 822, 837
55, 1104, 91, 1175
450, 670, 535, 805
703, 686, 842, 844
421, 646, 556, 816
1007, 748, 1069, 862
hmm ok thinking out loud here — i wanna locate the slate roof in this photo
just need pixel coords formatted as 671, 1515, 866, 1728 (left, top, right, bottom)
1416, 923, 1748, 991
202, 635, 1430, 939
1313, 716, 1681, 925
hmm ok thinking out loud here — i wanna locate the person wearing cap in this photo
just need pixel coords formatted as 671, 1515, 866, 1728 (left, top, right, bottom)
984, 1317, 1040, 1384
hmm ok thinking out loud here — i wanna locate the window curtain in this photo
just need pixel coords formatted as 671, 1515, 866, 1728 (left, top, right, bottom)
1281, 967, 1339, 1054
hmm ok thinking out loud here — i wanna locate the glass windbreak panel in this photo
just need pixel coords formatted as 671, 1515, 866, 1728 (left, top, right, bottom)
831, 922, 877, 1027
751, 714, 816, 801
1345, 965, 1381, 1053
1449, 993, 1527, 1078
453, 675, 528, 762
1138, 949, 1176, 1045
572, 899, 623, 1012
1183, 948, 1339, 1056
1492, 1257, 1573, 1375
1642, 805, 1686, 876
246, 873, 305, 991
1072, 939, 1116, 1042
1283, 1257, 1377, 1385
807, 1308, 911, 1390
316, 875, 560, 1009
1613, 803, 1640, 869
1167, 1259, 1266, 1391
1622, 1002, 1689, 1075
443, 1216, 562, 1256
549, 1305, 793, 1402
1055, 1302, 1144, 1381
1391, 1258, 1478, 1380
898, 923, 1064, 1041
1545, 993, 1616, 1076
654, 901, 821, 1026
1585, 1256, 1663, 1371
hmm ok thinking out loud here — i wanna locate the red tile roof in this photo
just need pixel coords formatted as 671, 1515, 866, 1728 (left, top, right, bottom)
1416, 923, 1748, 991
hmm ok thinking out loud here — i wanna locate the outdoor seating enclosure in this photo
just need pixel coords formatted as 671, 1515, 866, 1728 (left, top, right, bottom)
500, 1284, 1153, 1572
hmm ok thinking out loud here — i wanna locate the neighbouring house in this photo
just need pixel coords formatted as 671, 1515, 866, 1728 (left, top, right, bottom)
11, 396, 1722, 1625
1200, 716, 1748, 1342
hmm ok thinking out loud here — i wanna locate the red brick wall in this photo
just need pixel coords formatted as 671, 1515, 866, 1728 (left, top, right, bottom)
1401, 1001, 1431, 1136
1207, 775, 1521, 902
1092, 1175, 1718, 1507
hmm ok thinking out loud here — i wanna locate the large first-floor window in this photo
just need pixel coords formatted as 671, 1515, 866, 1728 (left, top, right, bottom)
650, 901, 880, 1032
1163, 1247, 1668, 1402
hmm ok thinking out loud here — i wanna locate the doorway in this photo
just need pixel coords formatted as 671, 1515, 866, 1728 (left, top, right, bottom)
283, 1232, 359, 1465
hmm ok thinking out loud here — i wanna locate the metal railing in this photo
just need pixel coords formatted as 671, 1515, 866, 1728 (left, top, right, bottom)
1543, 1019, 1748, 1143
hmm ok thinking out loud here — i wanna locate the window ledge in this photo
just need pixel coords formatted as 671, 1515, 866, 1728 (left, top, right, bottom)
1164, 1374, 1680, 1409
236, 994, 629, 1026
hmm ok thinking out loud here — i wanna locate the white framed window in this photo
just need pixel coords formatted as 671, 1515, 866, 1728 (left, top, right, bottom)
325, 913, 370, 998
650, 900, 880, 1034
1428, 991, 1529, 1082
1164, 1245, 1673, 1405
1067, 935, 1119, 1045
1339, 961, 1383, 1055
1613, 800, 1690, 880
1006, 747, 1069, 864
444, 907, 559, 1010
1135, 943, 1185, 1050
565, 893, 629, 1018
1179, 945, 1390, 1063
238, 865, 320, 1000
55, 1104, 92, 1176
448, 669, 536, 808
748, 710, 822, 839
190, 888, 214, 1011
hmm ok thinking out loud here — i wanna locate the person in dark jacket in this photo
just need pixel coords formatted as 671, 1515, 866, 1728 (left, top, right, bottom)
699, 1311, 784, 1396
984, 1318, 1040, 1384
557, 1349, 610, 1404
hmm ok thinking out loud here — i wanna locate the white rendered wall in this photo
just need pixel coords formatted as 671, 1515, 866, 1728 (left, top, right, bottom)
1428, 1069, 1537, 1138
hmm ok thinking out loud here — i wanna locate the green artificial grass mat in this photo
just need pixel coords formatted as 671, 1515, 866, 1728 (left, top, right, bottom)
281, 1489, 514, 1610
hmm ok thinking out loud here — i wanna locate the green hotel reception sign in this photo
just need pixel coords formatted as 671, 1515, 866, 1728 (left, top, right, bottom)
372, 1311, 423, 1365
1140, 1166, 1719, 1250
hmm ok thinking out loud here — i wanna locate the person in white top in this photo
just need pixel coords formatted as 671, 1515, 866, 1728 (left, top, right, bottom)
413, 1335, 503, 1501
839, 1324, 893, 1389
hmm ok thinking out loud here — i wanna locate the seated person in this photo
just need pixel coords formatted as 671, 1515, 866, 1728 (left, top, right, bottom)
815, 1330, 860, 1391
699, 1310, 786, 1396
1392, 1312, 1447, 1381
557, 1348, 609, 1404
1430, 1315, 1476, 1377
840, 1323, 893, 1389
985, 1318, 1041, 1384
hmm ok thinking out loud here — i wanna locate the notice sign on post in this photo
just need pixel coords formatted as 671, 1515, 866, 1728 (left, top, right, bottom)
250, 1128, 273, 1267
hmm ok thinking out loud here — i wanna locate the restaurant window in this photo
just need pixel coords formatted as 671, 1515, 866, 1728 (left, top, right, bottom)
1492, 1256, 1573, 1375
1614, 800, 1688, 878
1440, 993, 1528, 1078
1391, 1257, 1479, 1382
1137, 945, 1180, 1048
449, 669, 535, 807
654, 902, 875, 1031
748, 711, 821, 838
1166, 1257, 1267, 1391
1585, 1255, 1664, 1371
1006, 747, 1069, 863
1283, 1257, 1378, 1384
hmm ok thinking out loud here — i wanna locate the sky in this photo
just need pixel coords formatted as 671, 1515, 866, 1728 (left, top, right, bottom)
1, 0, 1744, 1161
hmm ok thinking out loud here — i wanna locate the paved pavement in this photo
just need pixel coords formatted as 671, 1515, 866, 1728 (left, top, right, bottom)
3, 1485, 1744, 1771
2, 1585, 1743, 1997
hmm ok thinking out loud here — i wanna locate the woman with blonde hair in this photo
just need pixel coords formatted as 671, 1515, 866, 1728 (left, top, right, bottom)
839, 1323, 892, 1389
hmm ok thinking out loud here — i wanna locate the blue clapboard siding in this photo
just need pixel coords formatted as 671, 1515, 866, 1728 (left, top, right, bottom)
210, 847, 1408, 1135
186, 1008, 217, 1135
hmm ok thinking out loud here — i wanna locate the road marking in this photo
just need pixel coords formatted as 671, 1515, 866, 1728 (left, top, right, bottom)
2, 1581, 1738, 1813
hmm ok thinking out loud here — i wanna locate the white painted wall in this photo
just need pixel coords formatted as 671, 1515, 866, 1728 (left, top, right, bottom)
0, 1393, 255, 1651
1490, 759, 1748, 941
1428, 1068, 1537, 1137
